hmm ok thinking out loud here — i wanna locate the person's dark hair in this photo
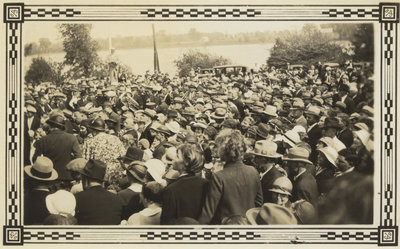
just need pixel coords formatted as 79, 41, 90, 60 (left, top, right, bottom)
221, 215, 250, 225
43, 214, 78, 225
142, 181, 163, 204
218, 129, 246, 163
177, 143, 205, 174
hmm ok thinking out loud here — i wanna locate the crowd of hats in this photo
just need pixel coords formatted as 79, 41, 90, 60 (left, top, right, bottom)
23, 60, 374, 225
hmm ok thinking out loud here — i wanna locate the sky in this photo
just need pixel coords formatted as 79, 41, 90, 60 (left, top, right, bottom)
24, 21, 304, 44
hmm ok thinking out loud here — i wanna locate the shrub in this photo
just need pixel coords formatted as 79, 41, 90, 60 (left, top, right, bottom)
174, 49, 231, 77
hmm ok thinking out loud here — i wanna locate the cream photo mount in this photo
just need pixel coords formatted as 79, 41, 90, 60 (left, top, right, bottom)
2, 1, 399, 246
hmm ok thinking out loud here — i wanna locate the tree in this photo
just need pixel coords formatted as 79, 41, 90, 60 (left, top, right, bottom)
38, 38, 51, 53
174, 50, 231, 77
267, 24, 346, 68
25, 57, 60, 85
58, 24, 99, 77
326, 24, 374, 62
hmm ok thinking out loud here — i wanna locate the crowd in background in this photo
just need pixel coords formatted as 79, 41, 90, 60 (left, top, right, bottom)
23, 61, 374, 225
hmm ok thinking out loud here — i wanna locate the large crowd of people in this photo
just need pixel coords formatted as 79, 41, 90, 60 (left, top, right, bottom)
23, 61, 374, 225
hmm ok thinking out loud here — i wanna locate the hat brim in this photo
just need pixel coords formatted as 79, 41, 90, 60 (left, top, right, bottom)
78, 169, 105, 182
245, 207, 260, 225
248, 151, 282, 158
268, 188, 292, 196
282, 157, 313, 165
46, 120, 65, 129
88, 126, 105, 132
24, 166, 58, 181
210, 113, 226, 120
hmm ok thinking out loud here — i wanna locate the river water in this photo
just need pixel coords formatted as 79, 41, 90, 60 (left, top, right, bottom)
24, 43, 274, 76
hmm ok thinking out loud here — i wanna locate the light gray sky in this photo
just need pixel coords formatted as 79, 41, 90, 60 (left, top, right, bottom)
24, 22, 304, 43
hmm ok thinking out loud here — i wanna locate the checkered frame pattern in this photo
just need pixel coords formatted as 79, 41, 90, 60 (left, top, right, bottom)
8, 23, 18, 66
24, 8, 81, 18
322, 8, 379, 17
8, 185, 18, 226
24, 232, 80, 240
140, 8, 261, 18
141, 231, 259, 240
321, 231, 378, 240
384, 23, 394, 65
8, 93, 18, 158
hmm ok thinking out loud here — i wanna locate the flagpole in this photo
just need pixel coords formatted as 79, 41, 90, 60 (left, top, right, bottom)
152, 24, 160, 74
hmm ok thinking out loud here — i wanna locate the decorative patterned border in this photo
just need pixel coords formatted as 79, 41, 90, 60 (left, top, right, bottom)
2, 1, 399, 246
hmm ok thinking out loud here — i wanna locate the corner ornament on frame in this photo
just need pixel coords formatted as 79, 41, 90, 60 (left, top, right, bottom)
1, 1, 400, 246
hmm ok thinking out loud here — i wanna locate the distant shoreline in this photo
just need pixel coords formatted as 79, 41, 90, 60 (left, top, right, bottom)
25, 41, 274, 57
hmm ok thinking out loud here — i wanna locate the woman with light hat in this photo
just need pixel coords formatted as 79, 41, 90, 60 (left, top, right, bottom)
24, 156, 58, 225
44, 189, 77, 225
268, 176, 293, 209
315, 146, 338, 194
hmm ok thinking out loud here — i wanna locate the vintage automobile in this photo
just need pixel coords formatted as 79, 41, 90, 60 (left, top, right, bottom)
197, 68, 214, 78
213, 65, 249, 77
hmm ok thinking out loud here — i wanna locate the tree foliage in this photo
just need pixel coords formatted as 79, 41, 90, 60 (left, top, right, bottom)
326, 24, 374, 62
25, 57, 65, 85
58, 24, 99, 77
174, 50, 231, 77
267, 24, 346, 68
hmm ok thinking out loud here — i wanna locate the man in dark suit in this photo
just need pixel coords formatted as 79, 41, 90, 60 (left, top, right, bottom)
32, 114, 82, 182
338, 84, 356, 114
161, 144, 208, 224
75, 159, 123, 225
304, 106, 323, 164
117, 161, 146, 220
161, 174, 208, 224
283, 147, 319, 207
249, 140, 284, 203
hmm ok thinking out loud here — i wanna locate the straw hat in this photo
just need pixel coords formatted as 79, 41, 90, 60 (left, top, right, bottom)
282, 147, 312, 165
24, 156, 58, 181
246, 203, 297, 225
248, 140, 282, 158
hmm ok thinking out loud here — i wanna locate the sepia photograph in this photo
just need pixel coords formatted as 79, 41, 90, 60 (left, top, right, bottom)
1, 0, 398, 247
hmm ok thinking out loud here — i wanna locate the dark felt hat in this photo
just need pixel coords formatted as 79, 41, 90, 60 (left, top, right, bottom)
79, 159, 107, 182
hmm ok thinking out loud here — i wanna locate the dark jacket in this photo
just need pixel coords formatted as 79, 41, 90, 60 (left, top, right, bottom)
198, 161, 263, 224
161, 175, 208, 225
292, 172, 319, 206
75, 185, 123, 225
117, 188, 143, 221
261, 166, 284, 203
24, 189, 50, 225
32, 130, 82, 181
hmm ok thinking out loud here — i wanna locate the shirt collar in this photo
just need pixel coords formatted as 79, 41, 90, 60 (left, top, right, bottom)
294, 168, 307, 181
128, 183, 142, 192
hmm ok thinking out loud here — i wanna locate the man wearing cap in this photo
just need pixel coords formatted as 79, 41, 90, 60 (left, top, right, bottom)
304, 105, 323, 163
322, 117, 346, 152
117, 161, 147, 220
249, 140, 284, 203
75, 159, 123, 225
337, 84, 355, 114
32, 114, 82, 184
283, 147, 319, 206
289, 100, 307, 129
